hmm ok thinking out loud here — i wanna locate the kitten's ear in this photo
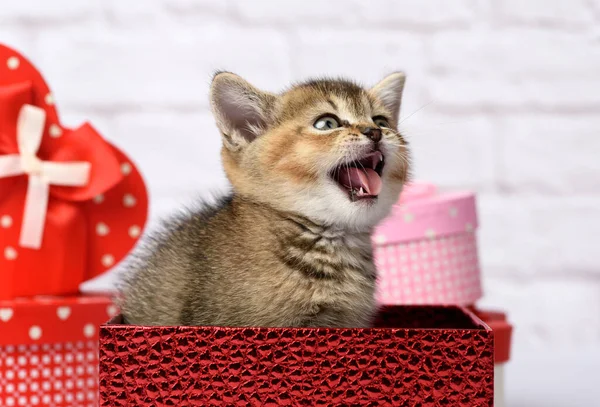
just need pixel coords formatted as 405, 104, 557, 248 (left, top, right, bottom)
369, 72, 406, 124
210, 72, 277, 151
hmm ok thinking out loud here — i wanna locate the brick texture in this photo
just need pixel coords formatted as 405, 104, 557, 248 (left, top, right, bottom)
3, 0, 599, 353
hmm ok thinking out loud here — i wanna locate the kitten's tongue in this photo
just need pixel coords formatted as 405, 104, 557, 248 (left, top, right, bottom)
338, 167, 382, 196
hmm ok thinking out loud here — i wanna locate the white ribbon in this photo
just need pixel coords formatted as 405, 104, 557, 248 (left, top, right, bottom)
0, 104, 91, 249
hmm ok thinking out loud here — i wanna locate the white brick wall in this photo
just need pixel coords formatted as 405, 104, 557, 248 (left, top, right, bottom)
2, 0, 599, 354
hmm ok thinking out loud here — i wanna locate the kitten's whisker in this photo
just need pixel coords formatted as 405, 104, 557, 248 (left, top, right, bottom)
398, 100, 434, 126
345, 162, 352, 191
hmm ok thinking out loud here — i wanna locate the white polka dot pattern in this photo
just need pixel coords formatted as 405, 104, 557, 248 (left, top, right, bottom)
56, 307, 71, 321
375, 232, 482, 305
7, 56, 19, 70
49, 124, 62, 138
0, 297, 116, 407
92, 194, 104, 204
101, 254, 114, 268
1, 215, 12, 228
44, 93, 54, 106
372, 234, 386, 245
0, 308, 13, 322
0, 341, 99, 407
106, 305, 118, 318
122, 194, 136, 208
28, 326, 42, 341
128, 225, 141, 238
83, 324, 95, 338
120, 162, 132, 175
4, 246, 18, 261
95, 223, 109, 236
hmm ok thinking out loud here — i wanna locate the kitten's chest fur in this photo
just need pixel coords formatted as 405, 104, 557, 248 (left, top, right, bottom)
271, 217, 377, 327
120, 196, 378, 328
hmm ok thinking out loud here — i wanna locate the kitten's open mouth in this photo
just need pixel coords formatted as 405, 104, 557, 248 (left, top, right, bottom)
330, 151, 385, 202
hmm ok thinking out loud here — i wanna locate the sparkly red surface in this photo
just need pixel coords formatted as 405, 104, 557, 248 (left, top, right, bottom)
472, 308, 513, 364
99, 306, 493, 406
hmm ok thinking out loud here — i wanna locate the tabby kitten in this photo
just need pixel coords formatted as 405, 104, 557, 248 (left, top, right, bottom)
119, 72, 410, 327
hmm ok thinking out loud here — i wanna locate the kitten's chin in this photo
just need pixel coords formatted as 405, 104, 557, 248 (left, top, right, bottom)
287, 181, 403, 232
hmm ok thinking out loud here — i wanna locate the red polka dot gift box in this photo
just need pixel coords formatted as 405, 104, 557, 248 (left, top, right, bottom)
0, 43, 149, 300
99, 306, 494, 406
372, 182, 482, 306
0, 295, 119, 407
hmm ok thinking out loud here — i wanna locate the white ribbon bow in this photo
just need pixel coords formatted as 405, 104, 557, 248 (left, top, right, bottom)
0, 104, 91, 249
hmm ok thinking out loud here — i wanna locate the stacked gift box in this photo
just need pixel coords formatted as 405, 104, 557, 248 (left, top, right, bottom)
0, 43, 149, 407
373, 182, 513, 407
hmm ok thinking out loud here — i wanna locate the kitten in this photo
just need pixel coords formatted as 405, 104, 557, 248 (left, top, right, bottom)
119, 72, 410, 327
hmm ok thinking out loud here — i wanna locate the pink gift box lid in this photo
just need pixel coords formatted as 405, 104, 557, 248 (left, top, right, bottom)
374, 182, 478, 245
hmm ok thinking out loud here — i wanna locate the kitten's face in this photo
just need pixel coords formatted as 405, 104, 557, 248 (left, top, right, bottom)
211, 73, 410, 231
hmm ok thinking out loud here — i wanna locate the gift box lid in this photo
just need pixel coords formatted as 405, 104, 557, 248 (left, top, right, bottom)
373, 182, 478, 245
0, 295, 117, 345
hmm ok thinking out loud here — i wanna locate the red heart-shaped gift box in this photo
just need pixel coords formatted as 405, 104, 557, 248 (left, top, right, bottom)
0, 43, 149, 299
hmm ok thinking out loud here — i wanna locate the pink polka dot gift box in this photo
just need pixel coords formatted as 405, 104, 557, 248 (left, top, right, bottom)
372, 182, 482, 305
0, 295, 118, 407
0, 43, 149, 300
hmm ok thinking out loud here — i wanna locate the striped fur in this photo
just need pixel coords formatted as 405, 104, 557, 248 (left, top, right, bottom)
119, 73, 409, 328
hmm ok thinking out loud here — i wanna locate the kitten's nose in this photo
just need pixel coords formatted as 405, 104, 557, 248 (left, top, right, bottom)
361, 127, 382, 143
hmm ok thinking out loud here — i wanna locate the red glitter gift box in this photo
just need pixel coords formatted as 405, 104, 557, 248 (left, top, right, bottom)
99, 306, 494, 406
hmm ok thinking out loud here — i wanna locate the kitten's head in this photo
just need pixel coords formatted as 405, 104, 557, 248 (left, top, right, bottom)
210, 72, 410, 231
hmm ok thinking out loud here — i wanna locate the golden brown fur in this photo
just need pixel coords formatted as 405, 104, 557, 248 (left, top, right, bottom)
119, 72, 410, 327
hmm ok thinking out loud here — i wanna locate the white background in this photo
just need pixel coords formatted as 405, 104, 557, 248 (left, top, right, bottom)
2, 1, 599, 405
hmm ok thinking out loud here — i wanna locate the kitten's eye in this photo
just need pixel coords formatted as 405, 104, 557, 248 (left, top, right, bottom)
314, 116, 340, 130
373, 117, 390, 128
